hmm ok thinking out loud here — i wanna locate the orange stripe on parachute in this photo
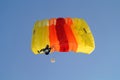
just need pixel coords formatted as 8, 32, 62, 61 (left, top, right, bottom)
64, 18, 78, 52
49, 18, 60, 51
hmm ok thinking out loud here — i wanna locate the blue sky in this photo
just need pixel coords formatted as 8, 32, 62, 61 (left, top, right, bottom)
0, 0, 120, 80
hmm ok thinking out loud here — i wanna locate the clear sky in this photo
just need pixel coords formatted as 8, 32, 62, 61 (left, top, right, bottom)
0, 0, 120, 80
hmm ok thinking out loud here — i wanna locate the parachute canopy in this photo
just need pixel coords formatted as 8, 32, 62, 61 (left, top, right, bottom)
31, 17, 95, 55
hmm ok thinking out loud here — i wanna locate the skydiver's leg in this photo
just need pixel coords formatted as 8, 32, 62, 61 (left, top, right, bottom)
39, 49, 45, 53
40, 49, 43, 52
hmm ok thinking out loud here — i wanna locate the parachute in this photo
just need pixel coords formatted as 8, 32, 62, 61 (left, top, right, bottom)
31, 17, 95, 55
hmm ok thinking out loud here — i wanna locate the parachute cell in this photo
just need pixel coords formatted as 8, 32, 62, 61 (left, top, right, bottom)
31, 17, 95, 55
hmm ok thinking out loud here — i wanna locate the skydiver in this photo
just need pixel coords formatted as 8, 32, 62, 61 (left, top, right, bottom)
39, 45, 51, 55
